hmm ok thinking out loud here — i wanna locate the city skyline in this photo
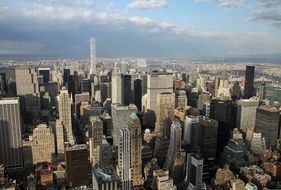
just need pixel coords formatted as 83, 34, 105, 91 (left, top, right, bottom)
0, 0, 280, 58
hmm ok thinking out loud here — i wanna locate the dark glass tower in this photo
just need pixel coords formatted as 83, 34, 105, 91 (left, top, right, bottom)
63, 68, 71, 86
68, 71, 80, 102
133, 79, 142, 110
123, 74, 132, 106
210, 98, 232, 157
244, 66, 255, 99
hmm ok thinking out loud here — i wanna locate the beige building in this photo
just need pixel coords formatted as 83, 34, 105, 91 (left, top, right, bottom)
15, 67, 40, 112
30, 124, 55, 164
128, 113, 144, 186
55, 120, 65, 161
153, 169, 176, 190
147, 71, 173, 112
57, 88, 75, 145
88, 116, 103, 165
155, 92, 175, 136
236, 98, 259, 133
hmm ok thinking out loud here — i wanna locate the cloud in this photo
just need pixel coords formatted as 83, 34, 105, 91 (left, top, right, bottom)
127, 0, 168, 10
258, 0, 281, 7
195, 0, 245, 9
0, 0, 280, 57
0, 40, 45, 54
248, 9, 281, 28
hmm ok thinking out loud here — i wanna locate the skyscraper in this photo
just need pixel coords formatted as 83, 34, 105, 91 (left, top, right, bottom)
55, 120, 65, 161
57, 87, 75, 145
164, 121, 182, 171
68, 72, 80, 102
88, 116, 103, 165
65, 144, 89, 188
90, 37, 97, 75
133, 79, 142, 110
244, 66, 255, 99
63, 68, 71, 86
0, 72, 7, 95
210, 98, 232, 156
123, 74, 132, 106
111, 104, 137, 145
38, 68, 50, 84
147, 71, 173, 112
15, 67, 40, 112
127, 113, 144, 186
117, 128, 132, 190
186, 153, 206, 190
0, 97, 23, 168
255, 105, 280, 148
155, 92, 175, 136
30, 124, 55, 164
199, 117, 218, 159
236, 98, 259, 133
112, 73, 123, 105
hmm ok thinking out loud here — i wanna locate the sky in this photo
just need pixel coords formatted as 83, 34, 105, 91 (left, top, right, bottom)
0, 0, 281, 58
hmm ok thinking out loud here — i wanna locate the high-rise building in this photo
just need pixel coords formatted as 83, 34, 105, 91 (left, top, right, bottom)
88, 116, 103, 165
0, 98, 23, 168
176, 90, 187, 108
15, 67, 40, 111
255, 105, 280, 148
155, 92, 175, 136
197, 93, 211, 110
117, 128, 132, 190
220, 128, 247, 168
63, 68, 71, 86
127, 113, 144, 186
123, 74, 132, 106
67, 72, 80, 102
112, 73, 123, 105
184, 116, 200, 146
111, 104, 137, 145
81, 78, 91, 94
210, 98, 232, 156
153, 169, 176, 190
147, 71, 173, 112
256, 82, 266, 100
199, 117, 218, 159
164, 121, 182, 171
236, 98, 259, 133
217, 65, 231, 98
55, 120, 65, 161
186, 153, 206, 190
231, 81, 241, 100
30, 124, 55, 164
57, 87, 75, 145
244, 66, 255, 99
153, 136, 169, 168
38, 68, 50, 84
74, 92, 90, 119
133, 79, 142, 110
0, 72, 7, 95
90, 37, 97, 75
65, 144, 89, 188
137, 59, 148, 74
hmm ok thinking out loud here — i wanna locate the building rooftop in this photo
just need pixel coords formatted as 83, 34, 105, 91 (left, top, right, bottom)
66, 144, 87, 151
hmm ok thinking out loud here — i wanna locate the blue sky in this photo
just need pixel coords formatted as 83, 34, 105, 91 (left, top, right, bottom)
0, 0, 280, 58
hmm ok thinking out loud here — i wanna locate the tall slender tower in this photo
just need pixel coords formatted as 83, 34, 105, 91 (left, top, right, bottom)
117, 128, 132, 190
128, 113, 144, 186
90, 37, 97, 75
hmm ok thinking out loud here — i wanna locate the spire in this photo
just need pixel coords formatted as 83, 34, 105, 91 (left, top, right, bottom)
222, 59, 227, 80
